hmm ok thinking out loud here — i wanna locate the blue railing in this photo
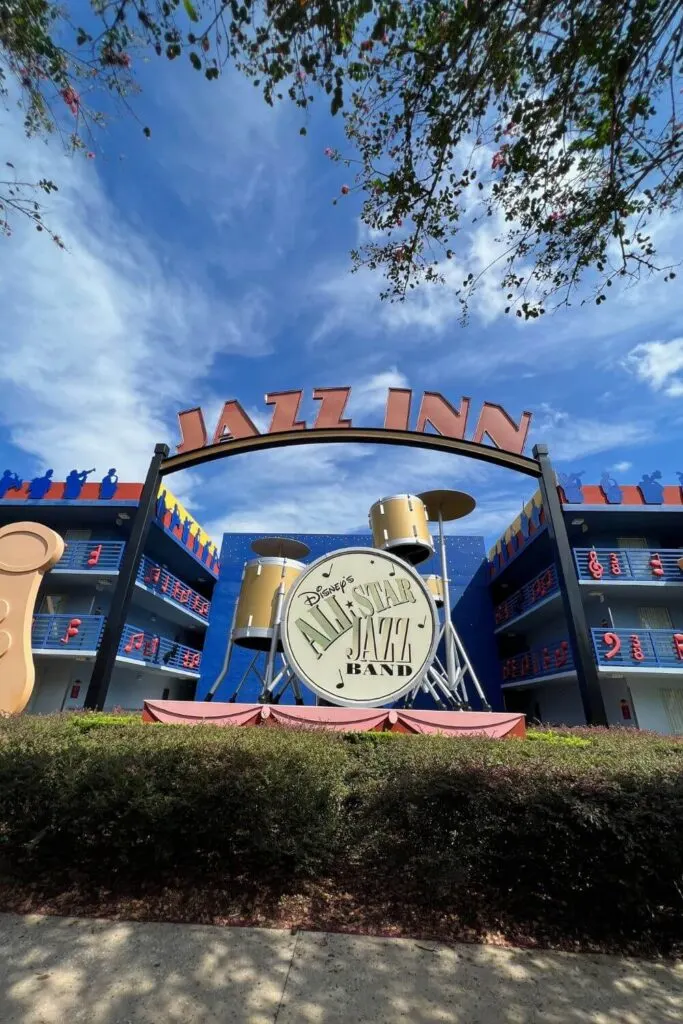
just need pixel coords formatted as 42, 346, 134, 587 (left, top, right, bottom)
501, 638, 574, 684
575, 547, 683, 583
54, 540, 125, 572
32, 614, 105, 652
118, 623, 202, 674
494, 564, 559, 627
136, 555, 211, 621
592, 627, 683, 670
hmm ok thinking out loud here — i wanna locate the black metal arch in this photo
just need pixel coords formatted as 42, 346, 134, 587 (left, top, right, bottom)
159, 427, 542, 479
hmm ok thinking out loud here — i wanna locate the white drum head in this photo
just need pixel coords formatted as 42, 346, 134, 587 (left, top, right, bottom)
282, 547, 439, 708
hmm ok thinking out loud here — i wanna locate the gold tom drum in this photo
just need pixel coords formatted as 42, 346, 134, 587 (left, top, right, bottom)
233, 557, 304, 650
369, 493, 434, 566
422, 573, 444, 607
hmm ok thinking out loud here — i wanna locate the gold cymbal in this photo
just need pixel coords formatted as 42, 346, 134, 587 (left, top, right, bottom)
250, 537, 311, 559
417, 489, 476, 522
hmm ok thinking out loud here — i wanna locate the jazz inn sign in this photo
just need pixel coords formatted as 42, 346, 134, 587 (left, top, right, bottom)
176, 389, 533, 456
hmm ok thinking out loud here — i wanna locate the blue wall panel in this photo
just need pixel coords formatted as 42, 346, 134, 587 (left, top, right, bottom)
197, 532, 500, 707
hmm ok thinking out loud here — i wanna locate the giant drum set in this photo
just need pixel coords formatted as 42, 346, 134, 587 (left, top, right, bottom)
205, 489, 490, 711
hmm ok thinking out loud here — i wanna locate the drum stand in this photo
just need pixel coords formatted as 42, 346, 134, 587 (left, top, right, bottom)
409, 491, 492, 712
204, 583, 305, 705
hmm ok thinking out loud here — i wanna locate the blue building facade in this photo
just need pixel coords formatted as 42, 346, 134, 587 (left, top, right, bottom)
491, 479, 683, 732
0, 472, 218, 712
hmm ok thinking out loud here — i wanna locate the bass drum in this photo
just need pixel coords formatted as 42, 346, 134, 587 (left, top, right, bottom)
232, 557, 305, 650
368, 493, 434, 566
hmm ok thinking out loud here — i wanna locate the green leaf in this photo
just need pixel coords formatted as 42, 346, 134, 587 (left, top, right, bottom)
189, 52, 201, 70
183, 0, 199, 22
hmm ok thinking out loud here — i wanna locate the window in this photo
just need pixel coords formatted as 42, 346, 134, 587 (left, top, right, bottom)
617, 537, 648, 548
660, 690, 683, 735
161, 688, 170, 700
40, 594, 67, 614
64, 529, 91, 541
638, 606, 673, 630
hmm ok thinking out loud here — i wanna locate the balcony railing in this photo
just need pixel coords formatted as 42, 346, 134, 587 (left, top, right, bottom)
494, 564, 559, 627
501, 638, 574, 684
592, 627, 683, 670
31, 615, 202, 674
575, 547, 683, 584
119, 624, 202, 674
55, 540, 125, 572
32, 614, 105, 652
136, 555, 211, 621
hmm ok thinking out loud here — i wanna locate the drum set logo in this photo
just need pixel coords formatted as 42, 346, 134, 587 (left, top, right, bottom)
282, 548, 439, 707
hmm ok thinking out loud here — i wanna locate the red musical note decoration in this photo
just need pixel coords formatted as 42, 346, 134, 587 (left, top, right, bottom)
554, 640, 569, 668
60, 617, 82, 645
172, 580, 190, 604
144, 565, 161, 586
182, 650, 201, 670
630, 634, 646, 662
143, 636, 159, 658
190, 593, 210, 617
602, 632, 621, 660
649, 553, 664, 577
609, 552, 621, 576
673, 633, 683, 661
123, 631, 145, 654
587, 550, 604, 579
86, 544, 102, 567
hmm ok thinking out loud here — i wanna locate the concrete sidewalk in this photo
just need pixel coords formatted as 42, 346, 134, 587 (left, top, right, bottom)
1, 913, 682, 1023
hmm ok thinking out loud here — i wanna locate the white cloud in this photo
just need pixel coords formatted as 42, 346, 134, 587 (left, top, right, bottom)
532, 405, 652, 462
347, 368, 409, 417
611, 461, 632, 473
0, 103, 269, 486
624, 338, 683, 397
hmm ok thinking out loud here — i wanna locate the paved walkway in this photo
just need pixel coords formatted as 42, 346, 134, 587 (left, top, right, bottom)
1, 913, 682, 1023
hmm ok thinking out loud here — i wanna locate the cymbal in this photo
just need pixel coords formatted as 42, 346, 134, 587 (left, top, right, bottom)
250, 537, 311, 559
417, 489, 476, 522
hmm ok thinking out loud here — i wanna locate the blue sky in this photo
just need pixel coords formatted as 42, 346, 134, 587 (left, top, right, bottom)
1, 55, 682, 548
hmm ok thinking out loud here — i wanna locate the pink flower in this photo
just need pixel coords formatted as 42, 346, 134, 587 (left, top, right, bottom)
86, 152, 95, 159
341, 184, 350, 195
297, 70, 307, 81
550, 210, 566, 223
396, 218, 403, 227
324, 147, 334, 157
60, 86, 80, 115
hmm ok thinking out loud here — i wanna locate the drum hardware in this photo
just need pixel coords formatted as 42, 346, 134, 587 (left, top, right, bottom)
413, 489, 491, 712
204, 540, 308, 703
368, 493, 434, 566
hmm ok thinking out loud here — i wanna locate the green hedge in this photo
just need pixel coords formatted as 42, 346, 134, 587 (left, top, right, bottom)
1, 715, 683, 954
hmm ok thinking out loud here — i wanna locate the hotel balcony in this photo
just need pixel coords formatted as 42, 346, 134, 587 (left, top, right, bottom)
50, 541, 211, 626
501, 639, 574, 688
53, 540, 125, 575
592, 627, 683, 673
31, 615, 202, 677
494, 564, 559, 633
135, 555, 211, 626
574, 548, 683, 589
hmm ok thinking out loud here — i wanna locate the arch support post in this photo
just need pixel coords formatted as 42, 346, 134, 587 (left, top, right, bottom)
84, 443, 170, 711
534, 444, 607, 726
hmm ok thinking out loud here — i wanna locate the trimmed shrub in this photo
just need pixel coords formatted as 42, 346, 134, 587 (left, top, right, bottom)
1, 715, 683, 953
